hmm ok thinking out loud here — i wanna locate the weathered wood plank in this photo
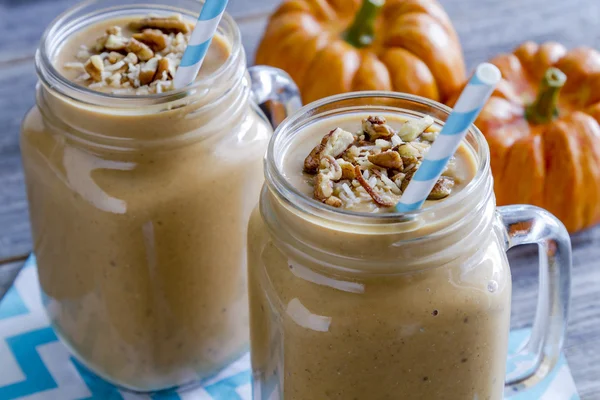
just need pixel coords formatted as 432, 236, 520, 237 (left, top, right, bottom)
442, 0, 600, 66
565, 342, 600, 399
0, 261, 25, 300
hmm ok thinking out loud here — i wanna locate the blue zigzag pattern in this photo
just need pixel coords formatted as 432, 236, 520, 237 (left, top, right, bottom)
0, 327, 58, 399
0, 256, 581, 400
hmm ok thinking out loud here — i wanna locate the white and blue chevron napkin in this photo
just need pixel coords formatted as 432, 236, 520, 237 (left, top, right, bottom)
0, 257, 579, 400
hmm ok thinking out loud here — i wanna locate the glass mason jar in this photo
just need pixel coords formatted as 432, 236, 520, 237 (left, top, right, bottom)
248, 92, 572, 399
20, 0, 299, 392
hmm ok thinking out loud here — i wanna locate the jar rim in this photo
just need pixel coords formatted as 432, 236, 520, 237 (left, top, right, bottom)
265, 91, 492, 227
35, 0, 243, 108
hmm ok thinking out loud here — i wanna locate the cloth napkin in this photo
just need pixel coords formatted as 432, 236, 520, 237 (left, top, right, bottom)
0, 257, 579, 400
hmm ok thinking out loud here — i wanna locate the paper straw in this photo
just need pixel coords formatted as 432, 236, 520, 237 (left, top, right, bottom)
173, 0, 229, 89
395, 63, 501, 212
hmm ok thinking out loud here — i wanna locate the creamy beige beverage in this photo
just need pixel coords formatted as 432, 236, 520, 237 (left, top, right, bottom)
248, 108, 512, 399
21, 1, 272, 391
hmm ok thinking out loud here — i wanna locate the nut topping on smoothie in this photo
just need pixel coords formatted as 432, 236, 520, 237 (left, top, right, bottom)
303, 115, 460, 211
64, 15, 194, 94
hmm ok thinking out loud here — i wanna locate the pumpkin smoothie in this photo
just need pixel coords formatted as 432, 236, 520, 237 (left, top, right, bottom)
248, 112, 512, 399
21, 8, 271, 391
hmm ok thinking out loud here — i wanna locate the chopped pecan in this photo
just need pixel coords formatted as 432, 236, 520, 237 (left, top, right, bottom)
319, 155, 342, 181
123, 52, 139, 65
362, 115, 395, 140
94, 35, 108, 52
303, 128, 354, 173
107, 72, 123, 87
84, 55, 104, 82
324, 196, 343, 208
427, 176, 455, 200
156, 57, 174, 80
132, 29, 167, 52
106, 26, 122, 36
391, 172, 406, 189
304, 143, 325, 174
107, 51, 125, 64
314, 173, 333, 201
397, 116, 434, 142
126, 38, 154, 61
322, 128, 355, 158
104, 34, 128, 51
129, 16, 191, 34
139, 57, 159, 85
338, 159, 356, 180
368, 150, 403, 170
397, 143, 422, 166
400, 169, 415, 192
354, 165, 395, 207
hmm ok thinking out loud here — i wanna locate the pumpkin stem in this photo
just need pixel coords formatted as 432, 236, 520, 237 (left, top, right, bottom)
526, 67, 567, 124
343, 0, 385, 48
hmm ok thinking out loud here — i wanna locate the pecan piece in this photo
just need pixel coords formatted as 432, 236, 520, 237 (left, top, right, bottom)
397, 116, 434, 142
303, 128, 354, 173
319, 155, 342, 181
324, 196, 343, 208
397, 143, 422, 166
338, 159, 356, 180
123, 52, 139, 65
155, 57, 174, 80
132, 29, 167, 52
391, 172, 406, 189
314, 156, 342, 202
314, 173, 333, 201
106, 26, 122, 36
107, 72, 123, 87
322, 128, 355, 158
400, 169, 415, 192
139, 57, 159, 85
107, 51, 125, 64
104, 34, 128, 51
94, 35, 108, 52
129, 16, 191, 34
362, 115, 395, 140
427, 176, 455, 200
368, 150, 403, 170
84, 55, 104, 82
354, 165, 395, 207
304, 143, 325, 174
126, 38, 154, 61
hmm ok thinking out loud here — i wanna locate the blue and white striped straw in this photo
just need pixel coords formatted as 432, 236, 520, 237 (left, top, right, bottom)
395, 63, 501, 212
173, 0, 229, 89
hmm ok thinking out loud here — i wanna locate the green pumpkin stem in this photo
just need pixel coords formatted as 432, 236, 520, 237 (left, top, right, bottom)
526, 67, 567, 124
343, 0, 385, 48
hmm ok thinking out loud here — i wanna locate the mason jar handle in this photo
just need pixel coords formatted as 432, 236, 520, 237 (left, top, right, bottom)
248, 65, 303, 129
496, 205, 572, 391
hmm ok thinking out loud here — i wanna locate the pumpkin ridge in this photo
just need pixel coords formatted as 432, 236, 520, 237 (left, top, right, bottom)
544, 118, 584, 230
571, 113, 600, 225
383, 13, 464, 100
379, 47, 439, 101
350, 51, 392, 92
301, 40, 361, 103
384, 0, 457, 40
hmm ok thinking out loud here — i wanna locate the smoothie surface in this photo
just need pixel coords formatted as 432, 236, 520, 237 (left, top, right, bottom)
282, 113, 478, 213
55, 14, 230, 95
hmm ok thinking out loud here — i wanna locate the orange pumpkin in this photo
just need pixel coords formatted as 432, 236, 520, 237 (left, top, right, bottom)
255, 0, 466, 104
466, 42, 600, 232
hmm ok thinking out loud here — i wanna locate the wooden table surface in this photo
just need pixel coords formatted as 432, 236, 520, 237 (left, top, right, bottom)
1, 0, 600, 397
